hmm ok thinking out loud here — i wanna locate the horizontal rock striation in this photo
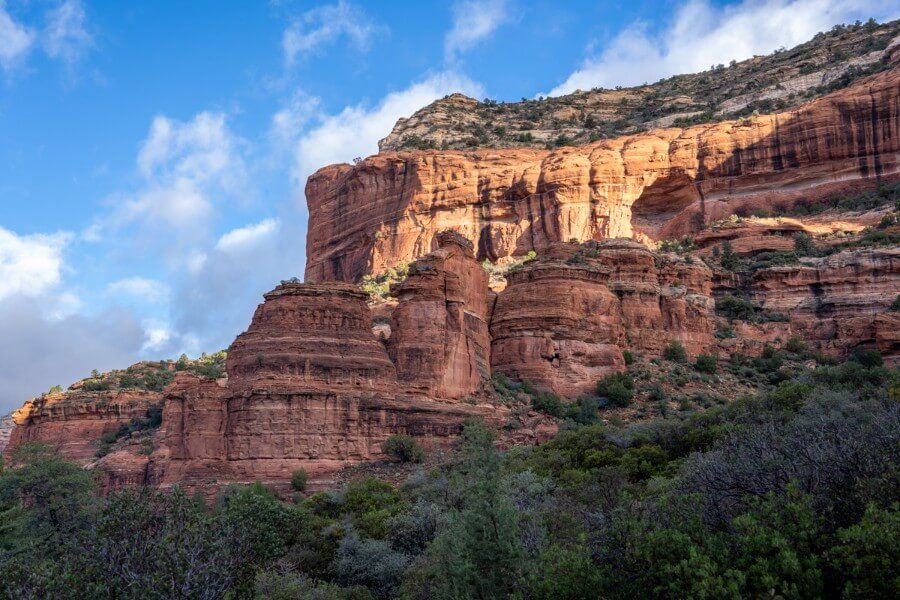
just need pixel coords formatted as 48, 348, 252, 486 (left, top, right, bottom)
147, 243, 504, 494
4, 391, 161, 464
490, 239, 716, 396
305, 67, 900, 283
748, 247, 900, 356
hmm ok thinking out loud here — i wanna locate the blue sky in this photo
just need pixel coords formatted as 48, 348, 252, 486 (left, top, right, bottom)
1, 0, 896, 412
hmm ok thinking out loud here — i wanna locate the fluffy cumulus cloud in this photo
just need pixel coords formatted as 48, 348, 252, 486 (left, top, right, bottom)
43, 0, 93, 66
0, 1, 35, 70
170, 216, 297, 356
215, 218, 280, 253
445, 0, 510, 61
0, 226, 151, 413
0, 226, 71, 301
550, 0, 900, 95
95, 111, 248, 255
282, 0, 381, 65
279, 71, 484, 188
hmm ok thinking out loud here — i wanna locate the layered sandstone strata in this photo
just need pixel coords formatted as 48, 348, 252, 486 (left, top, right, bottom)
5, 390, 161, 464
150, 268, 500, 493
490, 239, 716, 396
388, 231, 491, 398
748, 247, 900, 356
305, 67, 900, 283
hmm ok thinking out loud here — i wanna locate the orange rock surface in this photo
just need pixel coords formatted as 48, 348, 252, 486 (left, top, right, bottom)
748, 247, 900, 355
491, 239, 716, 396
305, 67, 899, 283
389, 231, 491, 398
5, 390, 161, 464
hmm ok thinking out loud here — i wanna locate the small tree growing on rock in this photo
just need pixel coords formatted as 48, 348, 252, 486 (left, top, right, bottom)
382, 435, 425, 463
291, 469, 308, 492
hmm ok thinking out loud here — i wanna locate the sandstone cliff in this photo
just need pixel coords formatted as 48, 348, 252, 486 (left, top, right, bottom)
6, 390, 161, 464
306, 65, 899, 283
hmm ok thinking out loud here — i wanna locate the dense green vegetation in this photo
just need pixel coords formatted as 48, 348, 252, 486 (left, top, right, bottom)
2, 352, 897, 599
74, 352, 228, 395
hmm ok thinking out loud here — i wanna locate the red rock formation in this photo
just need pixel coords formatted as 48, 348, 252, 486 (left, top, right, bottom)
148, 273, 502, 494
226, 282, 398, 394
0, 413, 14, 454
305, 67, 900, 283
491, 239, 716, 396
4, 390, 160, 464
388, 231, 491, 398
748, 247, 900, 355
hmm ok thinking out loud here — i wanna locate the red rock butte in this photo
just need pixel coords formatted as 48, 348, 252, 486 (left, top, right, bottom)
4, 58, 899, 495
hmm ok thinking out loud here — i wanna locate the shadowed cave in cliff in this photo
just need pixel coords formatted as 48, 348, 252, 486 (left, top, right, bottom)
629, 172, 701, 241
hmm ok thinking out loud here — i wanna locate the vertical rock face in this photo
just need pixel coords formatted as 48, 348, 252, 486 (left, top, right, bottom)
491, 239, 716, 396
4, 391, 160, 464
388, 231, 491, 398
305, 67, 899, 283
150, 275, 501, 493
226, 282, 398, 394
749, 247, 900, 355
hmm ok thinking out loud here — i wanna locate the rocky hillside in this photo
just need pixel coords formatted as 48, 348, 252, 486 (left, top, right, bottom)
380, 19, 899, 152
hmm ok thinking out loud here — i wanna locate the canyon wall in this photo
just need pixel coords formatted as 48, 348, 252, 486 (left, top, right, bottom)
6, 390, 160, 464
305, 66, 900, 283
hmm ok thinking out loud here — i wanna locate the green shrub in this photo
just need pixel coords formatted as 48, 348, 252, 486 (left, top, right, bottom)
694, 354, 718, 374
716, 294, 757, 320
793, 231, 817, 255
663, 341, 687, 363
381, 435, 425, 463
291, 469, 309, 492
622, 350, 635, 366
891, 295, 900, 311
531, 391, 564, 418
596, 373, 634, 407
720, 240, 739, 270
849, 348, 883, 368
785, 337, 807, 354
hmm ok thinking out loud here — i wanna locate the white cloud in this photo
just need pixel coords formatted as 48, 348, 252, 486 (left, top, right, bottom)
282, 0, 380, 65
137, 112, 244, 191
550, 0, 900, 95
101, 112, 247, 235
141, 320, 173, 353
216, 218, 280, 253
0, 226, 71, 301
279, 71, 483, 187
106, 277, 170, 304
43, 0, 92, 65
445, 0, 509, 61
0, 1, 35, 70
270, 91, 321, 148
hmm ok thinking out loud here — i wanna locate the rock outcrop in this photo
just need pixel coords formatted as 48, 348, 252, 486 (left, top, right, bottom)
0, 413, 15, 454
389, 231, 491, 398
305, 66, 900, 283
5, 390, 161, 464
146, 242, 503, 494
380, 22, 900, 152
491, 239, 715, 396
748, 247, 900, 355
